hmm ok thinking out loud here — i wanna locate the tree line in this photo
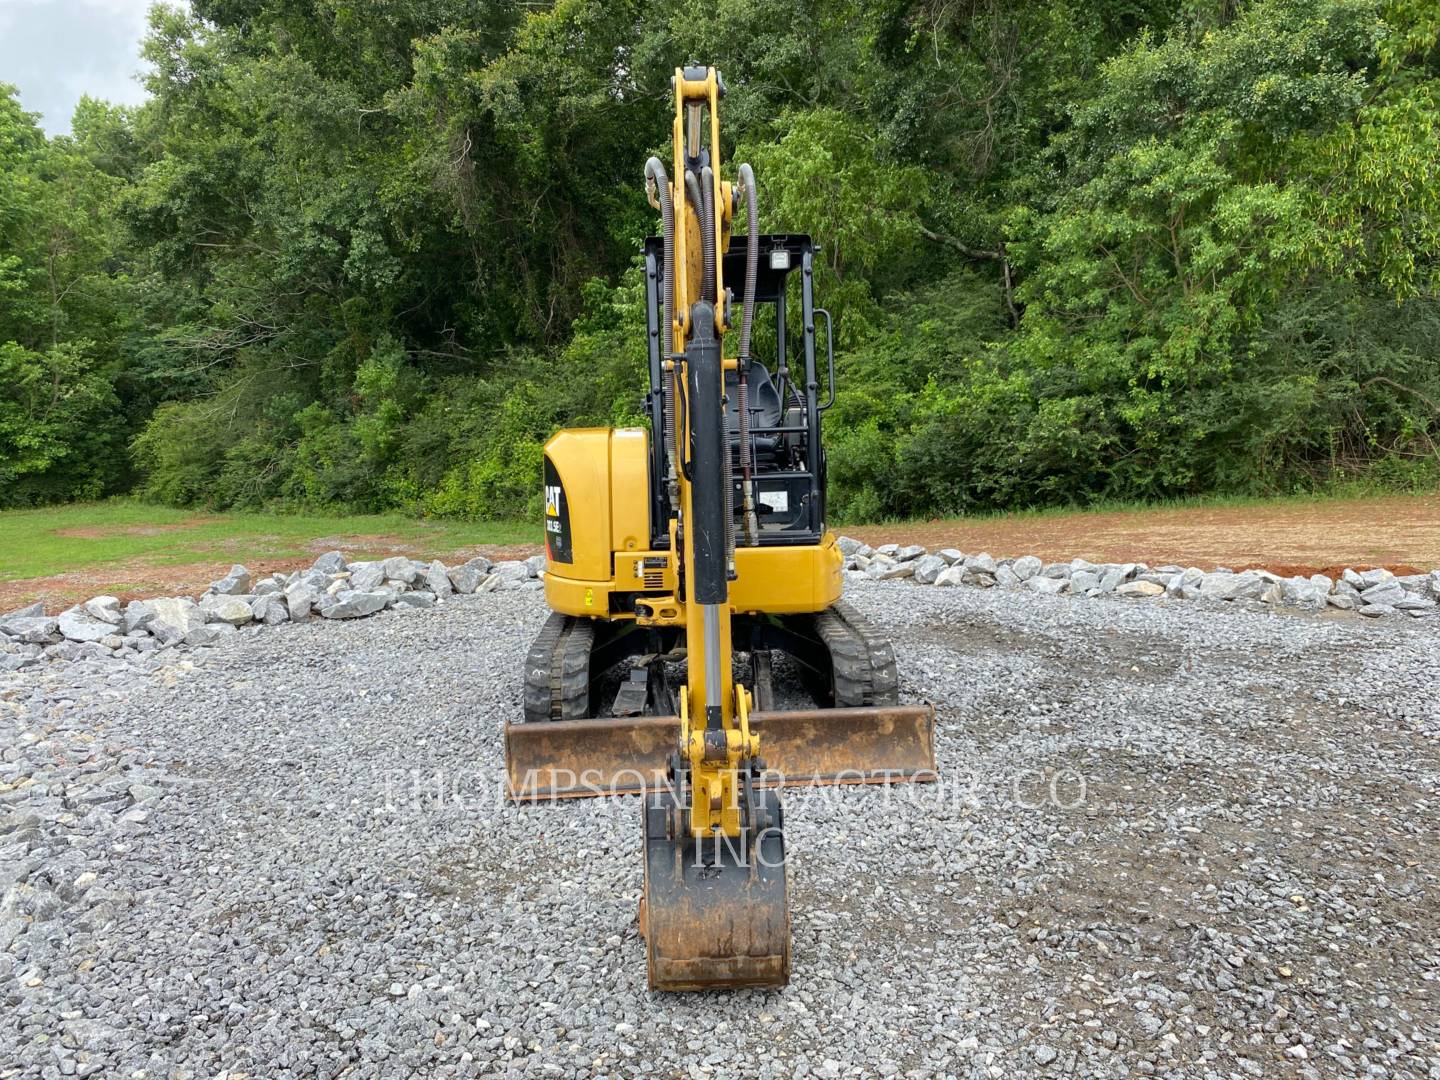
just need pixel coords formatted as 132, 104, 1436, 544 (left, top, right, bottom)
2, 0, 1437, 520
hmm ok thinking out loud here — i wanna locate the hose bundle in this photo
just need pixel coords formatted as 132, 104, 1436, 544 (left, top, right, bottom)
645, 157, 679, 499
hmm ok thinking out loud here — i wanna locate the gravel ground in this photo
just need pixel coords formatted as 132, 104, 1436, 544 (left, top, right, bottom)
1, 584, 1437, 1079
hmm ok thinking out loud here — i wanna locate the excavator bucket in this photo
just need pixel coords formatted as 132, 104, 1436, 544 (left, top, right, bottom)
641, 784, 789, 990
504, 704, 937, 800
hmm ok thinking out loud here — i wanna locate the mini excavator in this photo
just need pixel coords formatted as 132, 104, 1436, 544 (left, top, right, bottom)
505, 66, 937, 990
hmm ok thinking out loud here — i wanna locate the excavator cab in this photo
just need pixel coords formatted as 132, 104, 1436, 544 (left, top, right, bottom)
645, 233, 830, 547
505, 65, 936, 991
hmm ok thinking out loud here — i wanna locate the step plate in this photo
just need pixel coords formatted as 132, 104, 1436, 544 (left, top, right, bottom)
505, 704, 937, 800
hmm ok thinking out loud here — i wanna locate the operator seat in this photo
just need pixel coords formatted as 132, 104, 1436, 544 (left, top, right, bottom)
725, 360, 784, 456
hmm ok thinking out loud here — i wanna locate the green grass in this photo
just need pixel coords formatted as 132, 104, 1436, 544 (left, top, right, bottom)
0, 500, 535, 583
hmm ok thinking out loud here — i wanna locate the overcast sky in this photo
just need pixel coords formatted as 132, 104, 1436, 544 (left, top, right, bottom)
0, 0, 174, 135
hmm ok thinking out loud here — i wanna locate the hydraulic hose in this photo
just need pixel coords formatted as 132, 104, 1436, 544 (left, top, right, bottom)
736, 163, 761, 545
686, 169, 716, 303
736, 164, 759, 363
700, 166, 718, 304
645, 157, 680, 501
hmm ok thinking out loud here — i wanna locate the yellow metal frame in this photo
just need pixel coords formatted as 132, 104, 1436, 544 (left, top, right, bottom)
544, 541, 844, 621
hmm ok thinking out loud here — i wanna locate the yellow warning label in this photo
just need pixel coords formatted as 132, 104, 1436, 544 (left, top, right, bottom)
584, 588, 594, 607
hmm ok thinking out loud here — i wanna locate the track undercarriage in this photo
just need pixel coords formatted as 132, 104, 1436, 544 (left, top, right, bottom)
508, 602, 935, 801
521, 600, 901, 726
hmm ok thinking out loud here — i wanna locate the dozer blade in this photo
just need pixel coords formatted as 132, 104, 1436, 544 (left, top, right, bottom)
642, 784, 789, 990
505, 703, 937, 800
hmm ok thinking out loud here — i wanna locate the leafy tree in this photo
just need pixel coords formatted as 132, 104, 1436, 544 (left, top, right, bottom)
3, 0, 1437, 519
0, 87, 130, 505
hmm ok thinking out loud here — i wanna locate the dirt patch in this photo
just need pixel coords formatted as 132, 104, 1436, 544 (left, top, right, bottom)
52, 517, 214, 539
848, 494, 1440, 575
0, 542, 541, 614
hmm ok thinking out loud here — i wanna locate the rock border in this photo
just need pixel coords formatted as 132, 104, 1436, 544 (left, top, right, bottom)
837, 536, 1440, 620
4, 540, 1436, 674
0, 552, 545, 673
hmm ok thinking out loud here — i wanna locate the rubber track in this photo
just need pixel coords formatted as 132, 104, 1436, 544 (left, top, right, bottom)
813, 600, 899, 707
522, 612, 595, 723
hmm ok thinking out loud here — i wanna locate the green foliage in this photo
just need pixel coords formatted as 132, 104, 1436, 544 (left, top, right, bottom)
3, 0, 1438, 521
0, 86, 132, 506
837, 0, 1440, 517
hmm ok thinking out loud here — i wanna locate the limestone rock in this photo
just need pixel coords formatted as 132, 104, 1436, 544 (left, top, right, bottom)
251, 594, 290, 625
1026, 576, 1068, 596
868, 560, 915, 580
913, 555, 947, 585
934, 566, 965, 587
121, 601, 155, 634
210, 565, 252, 595
448, 557, 493, 594
382, 556, 418, 584
349, 562, 386, 591
312, 551, 347, 574
82, 596, 122, 624
1115, 580, 1164, 598
964, 552, 997, 575
57, 609, 114, 643
490, 560, 531, 583
0, 601, 44, 622
202, 596, 255, 626
184, 624, 238, 646
319, 590, 390, 619
424, 560, 452, 597
1359, 582, 1405, 607
146, 598, 207, 645
284, 582, 319, 621
2, 617, 59, 644
1011, 555, 1042, 581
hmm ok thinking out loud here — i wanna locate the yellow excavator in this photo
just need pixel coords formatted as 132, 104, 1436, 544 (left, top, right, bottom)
505, 66, 937, 990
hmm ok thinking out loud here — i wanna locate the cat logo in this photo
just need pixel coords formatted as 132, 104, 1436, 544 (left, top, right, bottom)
541, 457, 573, 564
